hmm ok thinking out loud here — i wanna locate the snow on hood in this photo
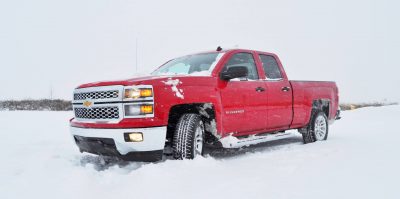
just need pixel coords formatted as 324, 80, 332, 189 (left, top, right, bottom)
77, 75, 173, 88
77, 74, 215, 90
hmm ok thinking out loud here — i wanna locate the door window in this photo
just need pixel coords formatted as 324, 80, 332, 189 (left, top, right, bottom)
259, 55, 282, 79
224, 53, 259, 80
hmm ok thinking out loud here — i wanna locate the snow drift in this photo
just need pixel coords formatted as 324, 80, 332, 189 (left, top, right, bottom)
0, 106, 399, 199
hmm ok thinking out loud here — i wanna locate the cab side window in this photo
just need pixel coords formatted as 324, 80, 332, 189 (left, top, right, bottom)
224, 53, 259, 80
259, 54, 282, 79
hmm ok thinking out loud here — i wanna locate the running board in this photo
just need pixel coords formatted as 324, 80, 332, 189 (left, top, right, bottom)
219, 131, 295, 148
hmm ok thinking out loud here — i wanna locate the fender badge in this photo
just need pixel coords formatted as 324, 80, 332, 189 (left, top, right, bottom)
225, 110, 245, 114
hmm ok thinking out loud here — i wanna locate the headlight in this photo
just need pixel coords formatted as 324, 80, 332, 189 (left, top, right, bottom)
124, 104, 153, 116
124, 88, 153, 99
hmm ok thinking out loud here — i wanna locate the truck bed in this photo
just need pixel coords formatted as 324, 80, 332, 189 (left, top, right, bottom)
289, 81, 339, 128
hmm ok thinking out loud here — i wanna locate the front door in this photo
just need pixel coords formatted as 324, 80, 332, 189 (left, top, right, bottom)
219, 52, 267, 135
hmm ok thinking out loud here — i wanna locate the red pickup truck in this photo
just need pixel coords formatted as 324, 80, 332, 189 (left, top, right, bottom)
70, 48, 340, 162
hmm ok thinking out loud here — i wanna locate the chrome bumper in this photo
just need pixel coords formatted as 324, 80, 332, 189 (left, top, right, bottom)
70, 126, 167, 155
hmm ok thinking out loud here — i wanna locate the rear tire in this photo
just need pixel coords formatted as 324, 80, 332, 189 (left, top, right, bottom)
173, 114, 205, 159
301, 111, 328, 144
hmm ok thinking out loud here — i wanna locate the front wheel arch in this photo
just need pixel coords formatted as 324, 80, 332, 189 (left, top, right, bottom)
166, 103, 218, 146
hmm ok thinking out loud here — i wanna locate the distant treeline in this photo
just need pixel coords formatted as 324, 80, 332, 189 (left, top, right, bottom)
0, 99, 72, 111
0, 99, 398, 111
340, 102, 398, 111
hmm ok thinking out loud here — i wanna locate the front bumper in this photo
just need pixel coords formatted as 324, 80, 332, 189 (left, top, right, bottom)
70, 126, 167, 162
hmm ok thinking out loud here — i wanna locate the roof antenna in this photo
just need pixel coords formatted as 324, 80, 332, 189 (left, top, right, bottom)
135, 38, 138, 72
216, 46, 222, 51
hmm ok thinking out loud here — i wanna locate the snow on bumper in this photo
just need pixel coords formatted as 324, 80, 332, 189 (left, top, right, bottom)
70, 126, 166, 157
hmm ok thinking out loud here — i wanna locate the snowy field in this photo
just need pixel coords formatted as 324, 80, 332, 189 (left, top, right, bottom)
1, 106, 399, 199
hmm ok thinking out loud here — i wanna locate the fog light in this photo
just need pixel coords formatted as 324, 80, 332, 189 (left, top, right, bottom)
124, 132, 143, 142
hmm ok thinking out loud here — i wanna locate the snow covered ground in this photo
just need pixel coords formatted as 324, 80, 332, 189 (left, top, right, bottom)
1, 106, 399, 199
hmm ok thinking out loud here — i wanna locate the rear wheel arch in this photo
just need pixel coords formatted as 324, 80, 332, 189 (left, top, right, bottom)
300, 99, 330, 143
312, 99, 330, 119
300, 111, 329, 143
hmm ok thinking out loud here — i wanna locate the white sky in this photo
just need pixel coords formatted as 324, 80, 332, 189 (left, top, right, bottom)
1, 0, 399, 103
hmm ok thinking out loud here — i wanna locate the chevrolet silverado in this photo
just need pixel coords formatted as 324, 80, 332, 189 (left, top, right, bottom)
70, 48, 340, 161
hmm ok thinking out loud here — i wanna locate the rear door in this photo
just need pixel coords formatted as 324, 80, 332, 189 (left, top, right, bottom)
219, 52, 268, 134
258, 54, 293, 130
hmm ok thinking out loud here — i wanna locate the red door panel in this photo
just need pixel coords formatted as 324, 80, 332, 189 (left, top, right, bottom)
265, 80, 293, 130
220, 80, 267, 135
256, 53, 293, 131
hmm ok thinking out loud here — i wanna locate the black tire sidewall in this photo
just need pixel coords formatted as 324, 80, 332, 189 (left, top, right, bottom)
173, 114, 205, 159
190, 119, 205, 157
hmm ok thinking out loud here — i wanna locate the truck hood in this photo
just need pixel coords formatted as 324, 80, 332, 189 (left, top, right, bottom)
77, 75, 216, 89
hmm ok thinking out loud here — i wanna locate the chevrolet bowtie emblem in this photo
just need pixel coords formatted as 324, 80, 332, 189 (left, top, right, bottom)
83, 101, 93, 108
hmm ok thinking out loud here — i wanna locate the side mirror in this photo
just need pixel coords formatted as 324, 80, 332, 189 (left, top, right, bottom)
220, 66, 248, 81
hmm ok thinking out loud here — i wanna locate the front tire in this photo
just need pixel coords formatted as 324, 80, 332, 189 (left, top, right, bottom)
173, 114, 205, 159
301, 111, 329, 144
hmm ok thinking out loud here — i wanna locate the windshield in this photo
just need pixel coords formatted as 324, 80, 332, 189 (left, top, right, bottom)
151, 52, 224, 76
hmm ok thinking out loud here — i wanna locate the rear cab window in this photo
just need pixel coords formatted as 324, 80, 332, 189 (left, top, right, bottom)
259, 54, 283, 80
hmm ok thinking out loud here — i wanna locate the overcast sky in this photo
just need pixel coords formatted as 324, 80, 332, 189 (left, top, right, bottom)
1, 0, 399, 103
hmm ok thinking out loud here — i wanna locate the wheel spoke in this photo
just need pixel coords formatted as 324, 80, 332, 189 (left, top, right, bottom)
314, 114, 327, 141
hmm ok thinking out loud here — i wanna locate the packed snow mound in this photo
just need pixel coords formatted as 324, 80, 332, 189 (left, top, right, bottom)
1, 106, 399, 199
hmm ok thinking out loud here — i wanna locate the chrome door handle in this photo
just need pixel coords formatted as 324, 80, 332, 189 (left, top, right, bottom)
281, 86, 290, 92
255, 87, 266, 92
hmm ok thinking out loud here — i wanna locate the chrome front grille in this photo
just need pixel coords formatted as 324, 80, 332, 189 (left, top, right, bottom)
72, 85, 124, 122
72, 85, 153, 122
74, 107, 119, 119
73, 90, 119, 100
